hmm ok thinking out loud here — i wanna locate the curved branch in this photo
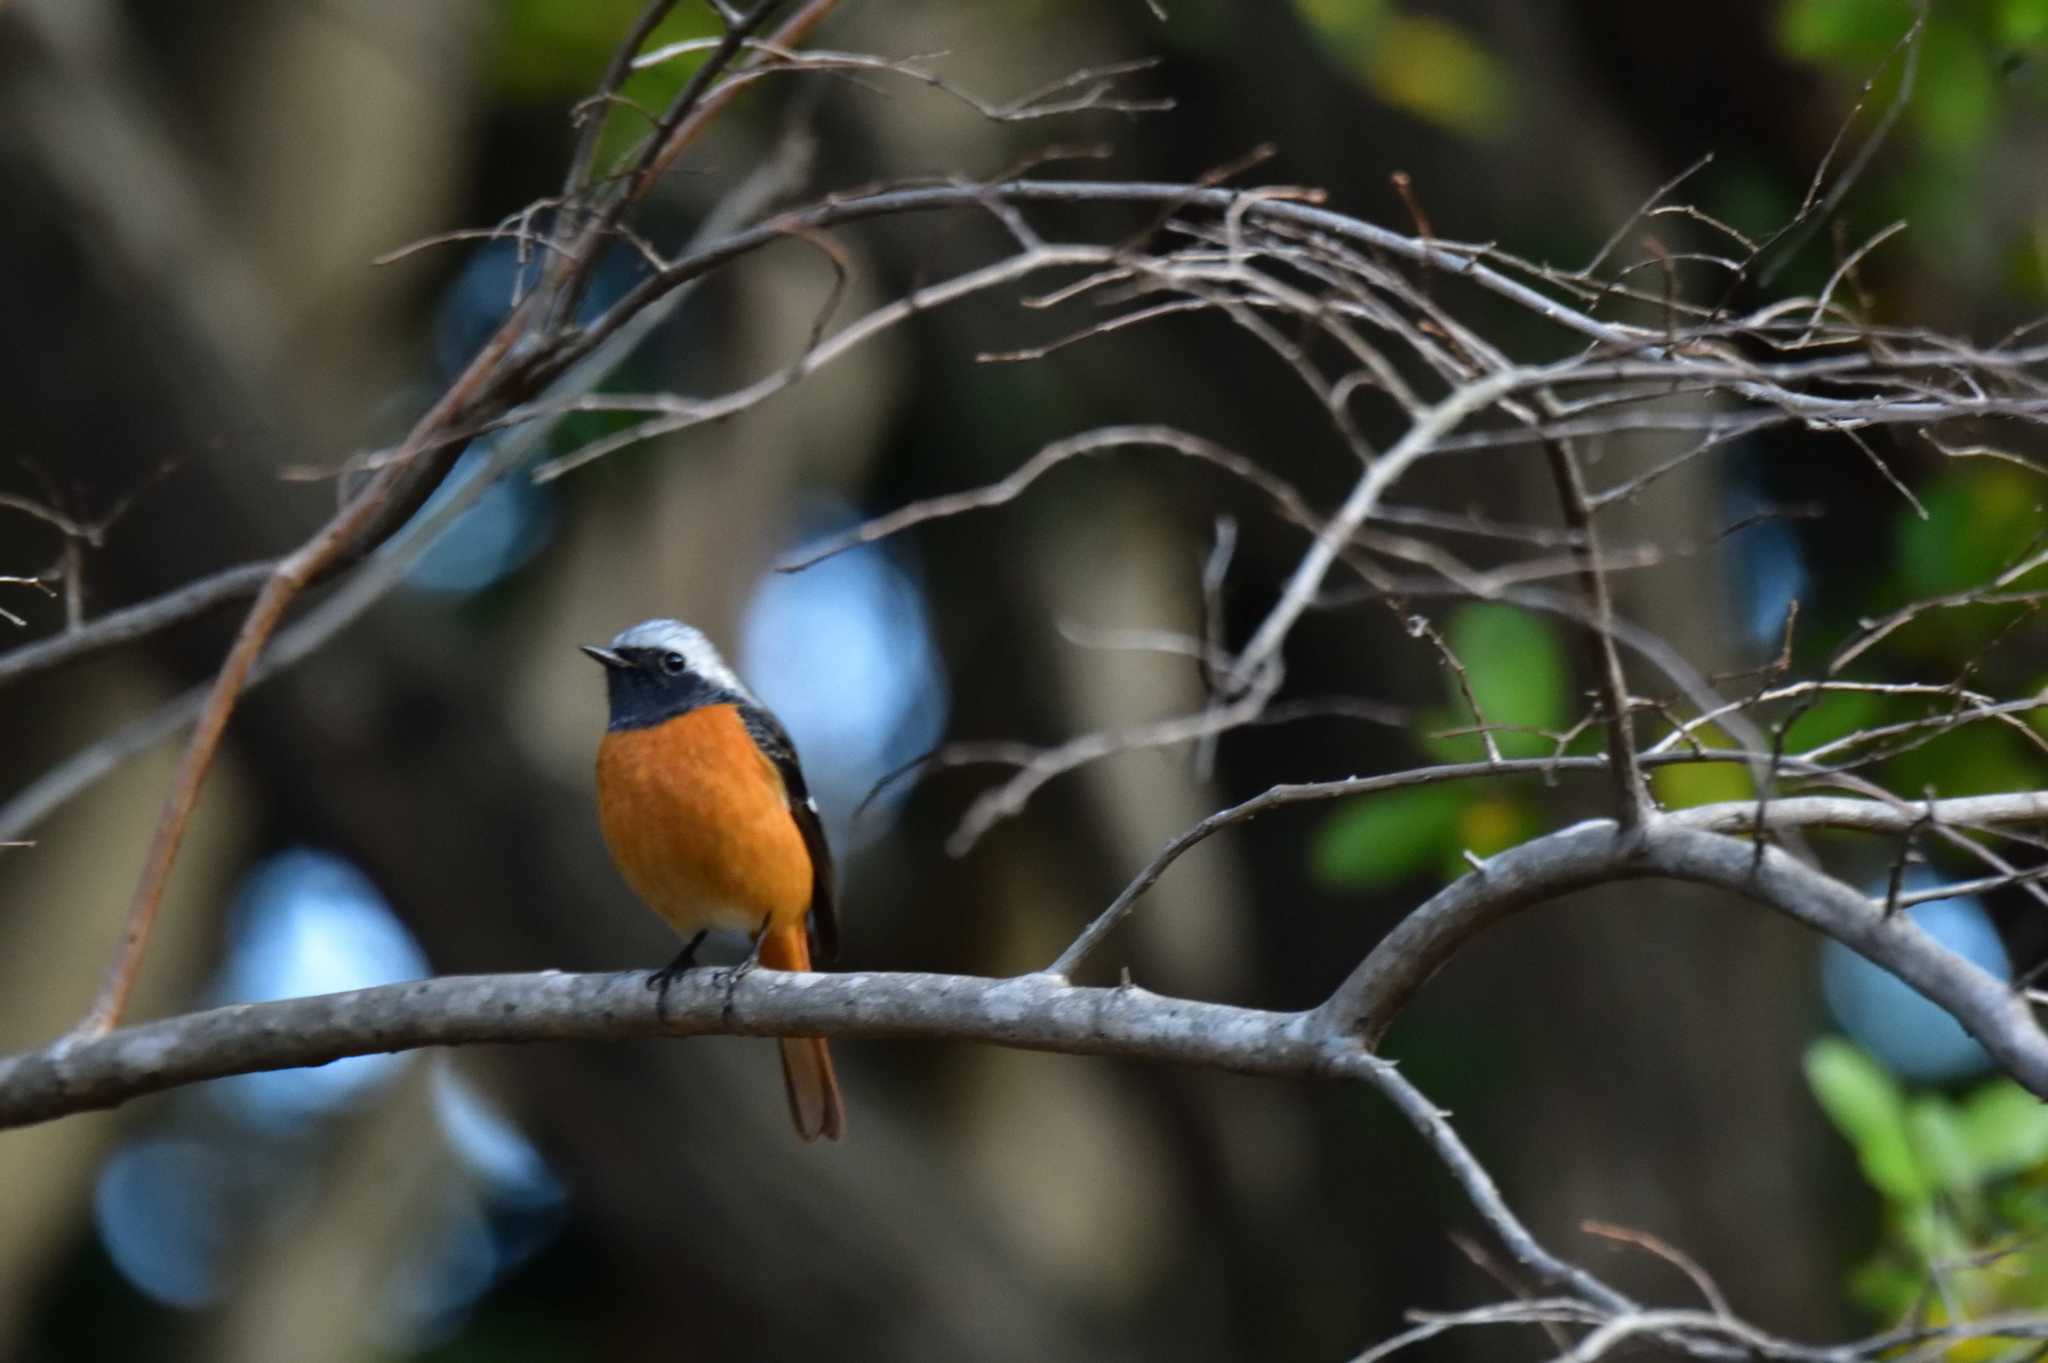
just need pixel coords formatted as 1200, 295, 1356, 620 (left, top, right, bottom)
532, 244, 1119, 482
1320, 818, 2048, 1099
780, 424, 1320, 572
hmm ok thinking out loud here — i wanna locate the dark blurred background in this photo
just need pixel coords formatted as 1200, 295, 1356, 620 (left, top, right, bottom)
5, 1, 2048, 1359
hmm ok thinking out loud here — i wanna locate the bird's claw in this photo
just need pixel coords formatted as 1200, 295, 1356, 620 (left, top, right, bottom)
720, 956, 759, 1020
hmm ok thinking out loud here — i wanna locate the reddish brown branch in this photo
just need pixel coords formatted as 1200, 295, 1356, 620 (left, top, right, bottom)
81, 339, 511, 1035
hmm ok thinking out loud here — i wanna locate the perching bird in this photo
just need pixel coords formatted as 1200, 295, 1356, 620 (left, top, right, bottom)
583, 618, 844, 1142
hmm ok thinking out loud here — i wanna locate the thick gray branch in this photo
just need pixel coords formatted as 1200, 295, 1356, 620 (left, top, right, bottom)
18, 807, 2034, 1131
0, 961, 1635, 1325
0, 968, 1335, 1130
1321, 818, 2048, 1099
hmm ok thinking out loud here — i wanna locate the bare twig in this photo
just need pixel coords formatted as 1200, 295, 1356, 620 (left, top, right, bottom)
1539, 436, 1651, 825
0, 560, 275, 688
780, 424, 1319, 570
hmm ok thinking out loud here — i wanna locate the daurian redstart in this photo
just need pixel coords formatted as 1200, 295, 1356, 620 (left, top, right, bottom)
583, 618, 845, 1142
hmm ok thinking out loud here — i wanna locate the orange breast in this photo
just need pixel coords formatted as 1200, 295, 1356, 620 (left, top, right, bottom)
594, 704, 814, 939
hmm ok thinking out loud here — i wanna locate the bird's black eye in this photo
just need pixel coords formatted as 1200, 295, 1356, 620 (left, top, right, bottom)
661, 651, 687, 676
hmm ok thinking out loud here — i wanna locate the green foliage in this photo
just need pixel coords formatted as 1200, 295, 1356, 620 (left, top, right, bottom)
1311, 784, 1466, 888
1896, 467, 2048, 600
1856, 465, 2048, 688
1808, 1038, 1933, 1205
1808, 1038, 2048, 1323
1961, 1077, 2048, 1175
1774, 0, 2048, 296
1421, 603, 1570, 763
1917, 19, 2002, 153
2005, 0, 2048, 45
1291, 0, 1508, 137
1775, 0, 2009, 153
490, 0, 720, 164
1779, 0, 1920, 64
1783, 689, 1889, 753
1883, 720, 2044, 799
1648, 753, 1754, 809
1444, 795, 1531, 871
1315, 605, 1566, 889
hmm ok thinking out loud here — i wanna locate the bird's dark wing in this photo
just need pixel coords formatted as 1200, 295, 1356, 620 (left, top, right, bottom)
740, 704, 838, 960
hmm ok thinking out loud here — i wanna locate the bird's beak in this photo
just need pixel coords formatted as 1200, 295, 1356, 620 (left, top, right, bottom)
580, 645, 629, 670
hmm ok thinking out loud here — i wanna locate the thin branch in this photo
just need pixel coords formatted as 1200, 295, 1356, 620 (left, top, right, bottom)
1581, 1220, 1733, 1319
1539, 436, 1651, 825
0, 560, 275, 688
1579, 151, 1717, 280
1047, 749, 1840, 979
1405, 612, 1504, 764
947, 672, 1278, 857
1751, 2, 1928, 291
533, 244, 1124, 482
1233, 364, 1548, 681
558, 0, 682, 205
630, 45, 1173, 123
779, 424, 1319, 571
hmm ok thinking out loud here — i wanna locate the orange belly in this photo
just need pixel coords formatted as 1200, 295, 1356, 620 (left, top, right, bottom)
594, 704, 813, 939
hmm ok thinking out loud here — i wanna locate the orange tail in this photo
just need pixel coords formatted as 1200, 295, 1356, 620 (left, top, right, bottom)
760, 923, 845, 1142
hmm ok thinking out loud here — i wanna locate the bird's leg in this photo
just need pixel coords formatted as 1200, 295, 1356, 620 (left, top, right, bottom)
722, 917, 772, 1019
646, 930, 710, 1008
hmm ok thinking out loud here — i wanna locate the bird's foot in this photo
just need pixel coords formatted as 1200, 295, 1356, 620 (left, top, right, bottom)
721, 921, 771, 1020
646, 931, 709, 1014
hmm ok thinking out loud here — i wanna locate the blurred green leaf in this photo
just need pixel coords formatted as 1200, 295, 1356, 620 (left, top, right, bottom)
1294, 0, 1390, 49
1783, 689, 1889, 753
2003, 0, 2048, 45
1417, 604, 1568, 762
491, 0, 717, 143
1778, 0, 2012, 155
1807, 1037, 1934, 1205
1367, 17, 1509, 137
1883, 720, 2044, 798
1292, 1, 1507, 137
1908, 1096, 1981, 1201
1649, 747, 1755, 809
2029, 677, 2048, 738
1456, 795, 1528, 858
1957, 1080, 2048, 1178
1312, 784, 1465, 888
1877, 465, 2048, 669
1848, 1252, 1926, 1317
2005, 217, 2048, 305
1896, 467, 2048, 598
1916, 20, 2001, 153
1778, 0, 1917, 64
1434, 795, 1533, 881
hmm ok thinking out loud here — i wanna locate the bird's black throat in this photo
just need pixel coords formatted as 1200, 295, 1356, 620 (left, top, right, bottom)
602, 654, 743, 731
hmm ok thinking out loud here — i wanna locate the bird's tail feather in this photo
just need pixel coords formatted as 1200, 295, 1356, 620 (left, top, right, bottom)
761, 923, 845, 1142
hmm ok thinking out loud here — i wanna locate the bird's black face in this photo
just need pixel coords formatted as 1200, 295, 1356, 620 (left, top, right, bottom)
582, 645, 741, 731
